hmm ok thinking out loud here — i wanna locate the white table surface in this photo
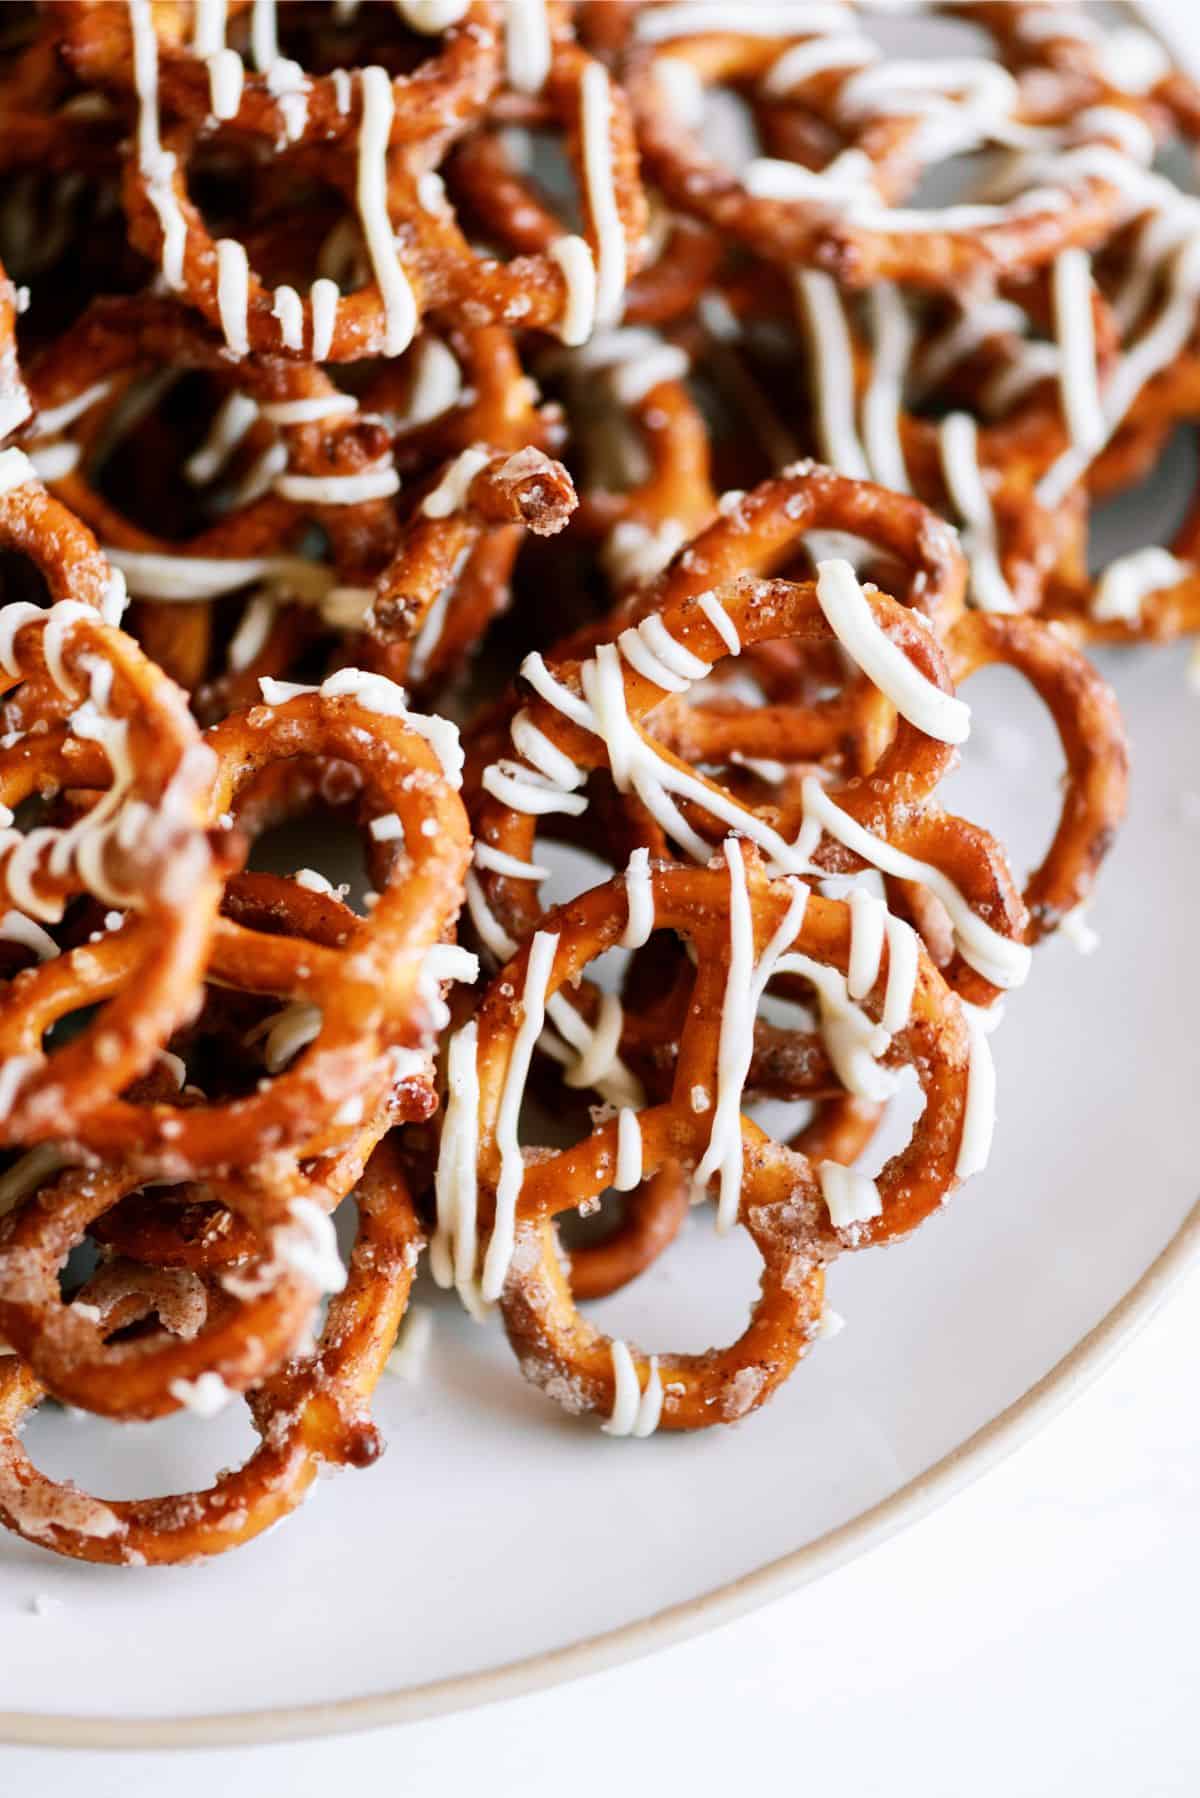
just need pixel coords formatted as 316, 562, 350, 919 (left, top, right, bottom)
3, 1263, 1197, 1797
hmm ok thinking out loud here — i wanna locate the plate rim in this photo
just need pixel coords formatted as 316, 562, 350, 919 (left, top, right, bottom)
2, 1195, 1197, 1753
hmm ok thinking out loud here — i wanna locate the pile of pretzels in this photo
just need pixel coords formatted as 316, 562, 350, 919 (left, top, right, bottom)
2, 0, 1191, 1565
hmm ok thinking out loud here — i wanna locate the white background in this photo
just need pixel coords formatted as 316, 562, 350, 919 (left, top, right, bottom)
4, 1269, 1198, 1797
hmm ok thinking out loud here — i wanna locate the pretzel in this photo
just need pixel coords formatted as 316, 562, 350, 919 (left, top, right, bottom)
468, 471, 1024, 1003
56, 0, 502, 154
621, 9, 1158, 290
0, 1138, 420, 1564
434, 844, 982, 1430
0, 674, 470, 1171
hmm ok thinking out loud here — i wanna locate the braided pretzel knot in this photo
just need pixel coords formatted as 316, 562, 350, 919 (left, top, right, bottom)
434, 843, 981, 1433
0, 672, 469, 1171
0, 1139, 420, 1564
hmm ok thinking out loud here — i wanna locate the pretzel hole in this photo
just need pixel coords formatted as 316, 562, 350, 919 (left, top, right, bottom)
245, 804, 371, 911
95, 371, 272, 537
578, 1202, 765, 1356
0, 547, 53, 612
22, 1386, 258, 1502
941, 661, 1063, 885
1088, 423, 1198, 576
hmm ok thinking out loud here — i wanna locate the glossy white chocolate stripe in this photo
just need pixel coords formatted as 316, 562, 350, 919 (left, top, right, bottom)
602, 1340, 662, 1437
357, 66, 418, 356
1092, 547, 1192, 624
481, 929, 558, 1301
815, 559, 970, 744
431, 1018, 487, 1319
938, 412, 1017, 613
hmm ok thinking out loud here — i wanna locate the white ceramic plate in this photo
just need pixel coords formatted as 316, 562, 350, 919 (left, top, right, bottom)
3, 437, 1200, 1746
5, 0, 1200, 1729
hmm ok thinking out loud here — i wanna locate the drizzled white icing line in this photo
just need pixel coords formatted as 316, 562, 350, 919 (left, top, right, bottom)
604, 519, 688, 588
315, 666, 463, 784
481, 930, 558, 1301
743, 146, 874, 206
465, 868, 518, 962
1091, 547, 1191, 623
798, 776, 1031, 989
506, 0, 551, 94
249, 0, 309, 141
580, 62, 625, 329
0, 448, 35, 493
431, 1019, 486, 1318
1051, 249, 1106, 459
695, 843, 811, 1233
128, 0, 189, 290
105, 549, 333, 602
696, 592, 741, 657
815, 559, 970, 744
915, 297, 1027, 398
862, 284, 913, 495
387, 1303, 433, 1382
273, 463, 400, 504
620, 844, 655, 949
215, 238, 251, 357
273, 1198, 346, 1294
168, 1372, 233, 1418
542, 987, 643, 1110
227, 593, 275, 672
762, 33, 877, 95
636, 2, 850, 41
1037, 226, 1200, 508
814, 1303, 845, 1339
32, 381, 113, 440
618, 614, 711, 692
550, 236, 598, 348
0, 1055, 40, 1120
473, 841, 550, 882
397, 0, 469, 26
310, 276, 340, 360
257, 999, 321, 1072
838, 56, 1026, 163
938, 413, 1017, 614
844, 886, 919, 1037
259, 394, 358, 425
520, 632, 1021, 991
192, 0, 226, 55
614, 1107, 643, 1191
955, 1003, 996, 1178
601, 1340, 662, 1437
0, 1144, 71, 1217
795, 272, 870, 481
819, 1162, 881, 1229
393, 335, 463, 429
208, 47, 244, 118
184, 391, 259, 485
28, 444, 79, 482
0, 911, 59, 962
357, 67, 418, 356
271, 284, 304, 351
422, 446, 491, 517
556, 328, 689, 407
